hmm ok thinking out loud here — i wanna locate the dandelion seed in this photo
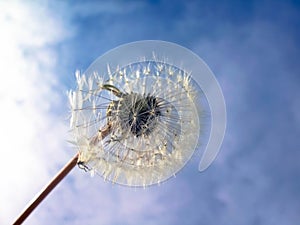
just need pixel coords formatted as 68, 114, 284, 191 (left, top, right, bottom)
69, 40, 226, 187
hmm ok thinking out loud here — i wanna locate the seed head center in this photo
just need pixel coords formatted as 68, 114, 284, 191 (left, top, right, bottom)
108, 93, 161, 137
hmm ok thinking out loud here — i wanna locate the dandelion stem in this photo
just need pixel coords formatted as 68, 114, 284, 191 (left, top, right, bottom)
13, 153, 79, 225
13, 124, 112, 225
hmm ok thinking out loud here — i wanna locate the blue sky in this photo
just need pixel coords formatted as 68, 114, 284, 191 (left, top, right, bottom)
1, 0, 299, 224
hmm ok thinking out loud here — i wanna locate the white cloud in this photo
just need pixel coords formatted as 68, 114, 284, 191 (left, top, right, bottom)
0, 2, 181, 225
0, 1, 72, 224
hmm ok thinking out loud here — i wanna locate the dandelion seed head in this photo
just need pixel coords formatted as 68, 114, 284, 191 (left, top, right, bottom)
69, 40, 226, 186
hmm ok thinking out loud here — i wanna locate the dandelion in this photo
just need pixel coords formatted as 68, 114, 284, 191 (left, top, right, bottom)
69, 40, 226, 186
70, 60, 201, 186
69, 41, 226, 186
13, 40, 226, 223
